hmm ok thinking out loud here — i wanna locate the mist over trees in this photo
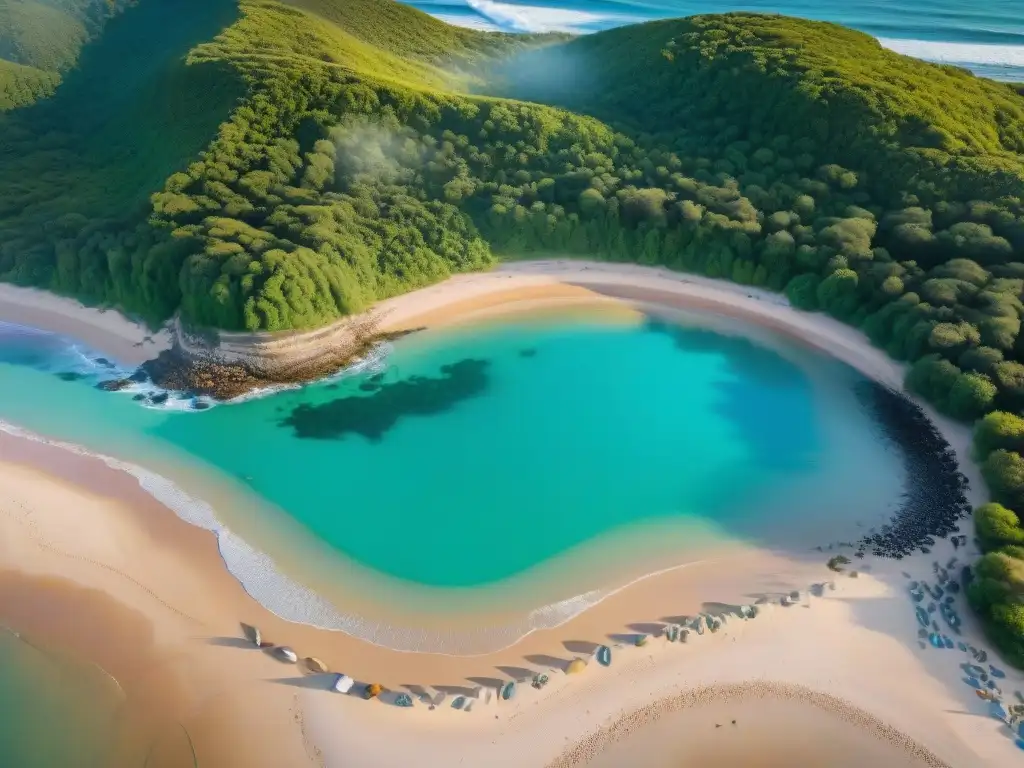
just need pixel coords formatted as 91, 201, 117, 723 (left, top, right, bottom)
3, 1, 1024, 662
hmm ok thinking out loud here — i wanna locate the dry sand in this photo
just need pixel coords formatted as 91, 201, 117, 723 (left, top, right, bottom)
0, 260, 1017, 767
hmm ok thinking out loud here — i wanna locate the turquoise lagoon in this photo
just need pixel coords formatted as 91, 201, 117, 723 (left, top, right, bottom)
0, 308, 905, 648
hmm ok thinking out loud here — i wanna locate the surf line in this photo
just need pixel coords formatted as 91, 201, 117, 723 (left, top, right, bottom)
0, 418, 720, 655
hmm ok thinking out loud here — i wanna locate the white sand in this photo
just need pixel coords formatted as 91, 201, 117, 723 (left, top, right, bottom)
0, 260, 1016, 766
305, 536, 1017, 767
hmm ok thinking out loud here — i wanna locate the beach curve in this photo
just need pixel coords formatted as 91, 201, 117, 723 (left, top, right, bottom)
0, 259, 986, 650
0, 258, 1014, 766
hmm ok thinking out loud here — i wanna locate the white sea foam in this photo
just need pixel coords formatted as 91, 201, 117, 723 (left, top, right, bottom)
436, 5, 1024, 77
464, 0, 625, 33
0, 418, 708, 655
879, 38, 1024, 68
46, 328, 393, 413
431, 12, 502, 31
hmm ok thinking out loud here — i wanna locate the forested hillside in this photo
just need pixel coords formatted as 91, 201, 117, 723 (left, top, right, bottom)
0, 0, 128, 109
2, 2, 1024, 662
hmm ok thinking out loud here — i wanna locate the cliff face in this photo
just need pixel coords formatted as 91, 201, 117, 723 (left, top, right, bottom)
134, 313, 407, 400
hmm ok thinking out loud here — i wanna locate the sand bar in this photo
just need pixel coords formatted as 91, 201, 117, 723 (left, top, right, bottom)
0, 260, 1016, 766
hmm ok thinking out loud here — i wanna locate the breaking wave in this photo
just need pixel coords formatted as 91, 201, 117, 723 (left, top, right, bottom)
879, 38, 1024, 80
464, 0, 635, 33
417, 0, 1024, 81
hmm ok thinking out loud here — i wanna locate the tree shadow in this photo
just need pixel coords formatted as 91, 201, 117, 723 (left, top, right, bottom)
524, 654, 570, 672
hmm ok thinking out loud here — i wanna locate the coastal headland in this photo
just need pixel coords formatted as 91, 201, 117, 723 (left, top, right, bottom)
0, 260, 1017, 766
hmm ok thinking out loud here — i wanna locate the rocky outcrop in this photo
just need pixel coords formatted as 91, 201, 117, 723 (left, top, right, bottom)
136, 313, 417, 400
95, 378, 134, 392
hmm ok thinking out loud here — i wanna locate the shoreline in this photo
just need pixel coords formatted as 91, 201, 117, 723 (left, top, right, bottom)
0, 260, 1013, 765
0, 283, 171, 366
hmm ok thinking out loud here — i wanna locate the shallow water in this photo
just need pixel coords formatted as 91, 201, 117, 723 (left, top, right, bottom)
409, 0, 1024, 82
0, 310, 904, 634
0, 629, 121, 768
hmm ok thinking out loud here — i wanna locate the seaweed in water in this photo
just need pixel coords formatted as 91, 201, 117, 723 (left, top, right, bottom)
280, 359, 490, 440
54, 371, 86, 382
519, 348, 538, 358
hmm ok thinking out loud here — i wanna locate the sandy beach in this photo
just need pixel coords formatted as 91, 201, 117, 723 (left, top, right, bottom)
0, 283, 171, 366
0, 259, 1018, 766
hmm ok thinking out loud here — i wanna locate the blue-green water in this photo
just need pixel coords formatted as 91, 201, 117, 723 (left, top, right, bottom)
0, 311, 904, 613
0, 630, 121, 768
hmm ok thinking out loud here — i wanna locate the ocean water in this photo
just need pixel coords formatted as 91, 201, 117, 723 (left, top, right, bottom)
0, 309, 905, 650
410, 0, 1024, 82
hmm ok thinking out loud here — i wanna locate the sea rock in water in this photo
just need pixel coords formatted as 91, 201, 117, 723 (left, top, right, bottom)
96, 378, 133, 392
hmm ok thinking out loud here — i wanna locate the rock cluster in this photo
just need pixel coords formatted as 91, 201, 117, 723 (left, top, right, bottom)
853, 382, 971, 559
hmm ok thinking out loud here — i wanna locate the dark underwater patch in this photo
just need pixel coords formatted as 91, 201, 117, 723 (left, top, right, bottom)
644, 316, 816, 472
852, 381, 970, 558
55, 371, 87, 382
519, 347, 538, 358
280, 359, 490, 440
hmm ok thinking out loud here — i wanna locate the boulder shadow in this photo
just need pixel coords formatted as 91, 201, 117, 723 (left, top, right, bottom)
379, 690, 412, 707
561, 640, 598, 655
205, 636, 256, 649
606, 632, 638, 644
402, 684, 433, 703
433, 684, 477, 698
496, 666, 535, 682
627, 622, 665, 636
702, 602, 745, 618
269, 674, 337, 691
524, 654, 570, 672
467, 676, 505, 689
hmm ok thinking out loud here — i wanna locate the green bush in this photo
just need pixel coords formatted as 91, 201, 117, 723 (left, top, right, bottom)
976, 503, 1024, 551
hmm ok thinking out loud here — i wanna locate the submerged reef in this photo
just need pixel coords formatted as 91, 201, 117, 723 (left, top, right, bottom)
853, 382, 970, 559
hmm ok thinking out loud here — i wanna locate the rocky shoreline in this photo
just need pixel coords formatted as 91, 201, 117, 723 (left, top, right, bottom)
96, 314, 420, 401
